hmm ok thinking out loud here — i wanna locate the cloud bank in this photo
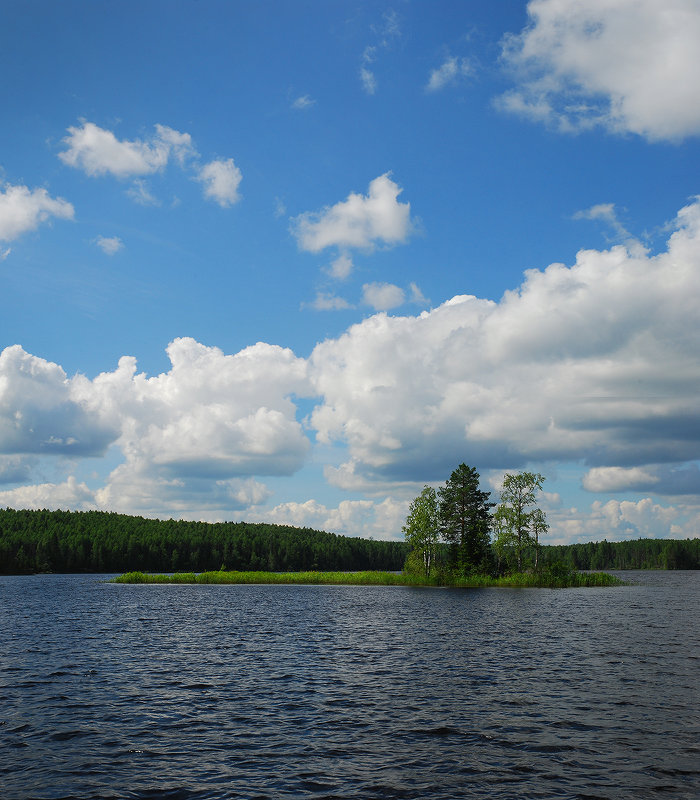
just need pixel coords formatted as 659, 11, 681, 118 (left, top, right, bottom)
1, 198, 699, 538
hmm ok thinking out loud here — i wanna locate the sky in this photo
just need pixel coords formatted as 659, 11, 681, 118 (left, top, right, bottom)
1, 0, 699, 544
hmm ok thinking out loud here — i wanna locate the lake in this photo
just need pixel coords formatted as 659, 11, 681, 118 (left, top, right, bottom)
1, 571, 698, 799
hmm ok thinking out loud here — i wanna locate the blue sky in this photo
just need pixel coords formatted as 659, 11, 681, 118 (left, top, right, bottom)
1, 0, 699, 543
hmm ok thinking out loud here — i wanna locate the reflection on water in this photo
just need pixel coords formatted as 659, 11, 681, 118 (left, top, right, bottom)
1, 571, 698, 799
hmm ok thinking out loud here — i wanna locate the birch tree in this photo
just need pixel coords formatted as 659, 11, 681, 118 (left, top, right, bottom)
496, 472, 545, 571
402, 485, 440, 578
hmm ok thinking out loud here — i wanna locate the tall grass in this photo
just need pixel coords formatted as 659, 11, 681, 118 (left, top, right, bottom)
111, 569, 624, 588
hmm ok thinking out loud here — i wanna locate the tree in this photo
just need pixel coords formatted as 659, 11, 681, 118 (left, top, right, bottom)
402, 486, 440, 578
530, 507, 548, 571
491, 504, 517, 573
496, 472, 545, 571
438, 464, 494, 573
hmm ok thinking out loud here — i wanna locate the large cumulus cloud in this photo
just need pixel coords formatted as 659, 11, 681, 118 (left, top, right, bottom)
310, 198, 700, 490
0, 337, 312, 518
499, 0, 700, 141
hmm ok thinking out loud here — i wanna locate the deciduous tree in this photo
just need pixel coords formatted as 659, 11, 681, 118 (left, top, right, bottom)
496, 472, 545, 571
402, 485, 440, 578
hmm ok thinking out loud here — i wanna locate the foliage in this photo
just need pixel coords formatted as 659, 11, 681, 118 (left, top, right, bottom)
494, 471, 545, 571
438, 463, 494, 573
0, 508, 408, 575
402, 485, 440, 577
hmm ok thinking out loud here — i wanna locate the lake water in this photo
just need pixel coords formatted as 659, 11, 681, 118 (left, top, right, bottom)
1, 571, 698, 799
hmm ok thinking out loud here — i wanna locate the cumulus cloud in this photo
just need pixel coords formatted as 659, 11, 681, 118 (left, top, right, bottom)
0, 338, 313, 519
59, 121, 176, 177
95, 235, 123, 255
0, 183, 74, 242
0, 476, 96, 512
308, 292, 353, 311
0, 345, 118, 456
546, 497, 691, 544
426, 56, 473, 92
362, 282, 405, 311
58, 120, 242, 208
197, 158, 242, 207
88, 337, 311, 479
498, 0, 700, 141
250, 496, 409, 541
327, 253, 354, 280
309, 197, 700, 489
292, 174, 414, 275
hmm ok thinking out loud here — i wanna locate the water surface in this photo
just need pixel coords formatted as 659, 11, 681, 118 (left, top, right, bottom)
1, 571, 698, 799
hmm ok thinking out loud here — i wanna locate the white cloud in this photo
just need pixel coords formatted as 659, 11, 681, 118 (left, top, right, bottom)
154, 124, 197, 165
308, 292, 353, 311
0, 345, 118, 456
0, 476, 96, 512
498, 0, 700, 141
292, 95, 316, 110
360, 67, 377, 95
309, 198, 700, 490
583, 463, 700, 496
0, 183, 74, 242
58, 120, 242, 209
197, 158, 242, 207
292, 173, 414, 257
408, 282, 429, 306
546, 497, 690, 544
250, 496, 409, 541
426, 56, 473, 92
359, 11, 401, 96
126, 179, 159, 206
59, 121, 174, 177
362, 282, 405, 311
573, 202, 632, 242
95, 235, 123, 255
327, 252, 354, 280
0, 337, 312, 519
360, 46, 378, 95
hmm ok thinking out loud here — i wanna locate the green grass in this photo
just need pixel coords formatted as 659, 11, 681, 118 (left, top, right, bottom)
111, 569, 625, 588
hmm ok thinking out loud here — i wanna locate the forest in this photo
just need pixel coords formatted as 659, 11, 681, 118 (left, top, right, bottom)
0, 505, 697, 576
0, 508, 407, 575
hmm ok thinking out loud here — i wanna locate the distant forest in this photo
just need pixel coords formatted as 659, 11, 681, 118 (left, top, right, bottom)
0, 509, 408, 575
0, 507, 697, 575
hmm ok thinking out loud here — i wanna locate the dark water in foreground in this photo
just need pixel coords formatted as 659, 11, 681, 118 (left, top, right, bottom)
1, 572, 698, 800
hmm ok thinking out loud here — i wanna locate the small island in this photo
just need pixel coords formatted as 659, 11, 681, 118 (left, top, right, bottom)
111, 567, 624, 588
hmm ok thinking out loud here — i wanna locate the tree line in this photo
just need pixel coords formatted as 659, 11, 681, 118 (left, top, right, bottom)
539, 537, 700, 570
0, 508, 408, 575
